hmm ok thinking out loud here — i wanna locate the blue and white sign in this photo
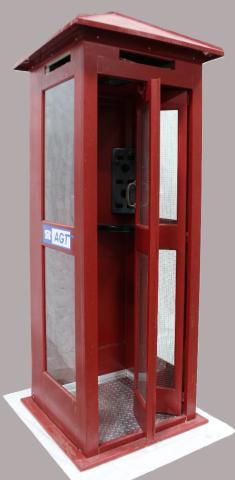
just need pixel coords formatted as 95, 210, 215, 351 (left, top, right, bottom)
43, 224, 72, 250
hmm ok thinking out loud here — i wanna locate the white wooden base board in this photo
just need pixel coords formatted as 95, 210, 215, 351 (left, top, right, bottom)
3, 388, 235, 480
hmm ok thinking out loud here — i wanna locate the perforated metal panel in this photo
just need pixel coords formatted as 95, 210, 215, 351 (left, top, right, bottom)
64, 372, 176, 443
98, 374, 173, 444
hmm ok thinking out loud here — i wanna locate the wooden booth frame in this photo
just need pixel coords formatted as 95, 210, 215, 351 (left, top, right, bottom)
21, 28, 209, 469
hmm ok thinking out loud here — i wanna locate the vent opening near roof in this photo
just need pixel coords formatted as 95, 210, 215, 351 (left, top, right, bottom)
120, 50, 175, 69
45, 53, 71, 73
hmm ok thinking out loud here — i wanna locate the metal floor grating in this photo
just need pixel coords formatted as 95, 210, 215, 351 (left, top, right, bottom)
99, 375, 173, 444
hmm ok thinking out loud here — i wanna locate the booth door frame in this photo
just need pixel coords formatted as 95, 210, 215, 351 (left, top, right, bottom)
156, 89, 188, 416
29, 43, 82, 450
94, 59, 187, 442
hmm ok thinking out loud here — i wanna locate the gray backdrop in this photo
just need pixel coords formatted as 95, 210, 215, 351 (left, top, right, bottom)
0, 1, 234, 479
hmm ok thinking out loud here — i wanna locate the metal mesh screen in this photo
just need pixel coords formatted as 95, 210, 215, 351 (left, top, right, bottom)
157, 249, 176, 388
45, 79, 74, 225
45, 248, 75, 387
160, 110, 178, 222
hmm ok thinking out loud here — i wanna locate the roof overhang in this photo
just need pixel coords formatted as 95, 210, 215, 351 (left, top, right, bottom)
15, 12, 224, 71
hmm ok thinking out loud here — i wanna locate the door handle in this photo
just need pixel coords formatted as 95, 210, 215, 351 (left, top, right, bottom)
126, 181, 136, 208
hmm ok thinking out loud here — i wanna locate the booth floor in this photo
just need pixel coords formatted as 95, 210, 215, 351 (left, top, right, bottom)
65, 371, 174, 444
3, 388, 234, 480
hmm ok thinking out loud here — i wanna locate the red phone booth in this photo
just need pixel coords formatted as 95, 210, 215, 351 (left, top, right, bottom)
15, 12, 224, 469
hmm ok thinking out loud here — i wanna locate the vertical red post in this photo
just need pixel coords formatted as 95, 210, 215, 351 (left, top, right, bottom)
146, 79, 160, 439
75, 44, 99, 456
184, 67, 202, 419
30, 73, 45, 393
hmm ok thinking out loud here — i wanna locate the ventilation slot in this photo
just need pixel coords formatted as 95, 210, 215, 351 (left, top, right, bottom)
45, 54, 71, 73
120, 50, 174, 69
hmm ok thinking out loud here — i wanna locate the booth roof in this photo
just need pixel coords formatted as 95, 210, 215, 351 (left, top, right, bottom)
15, 11, 224, 71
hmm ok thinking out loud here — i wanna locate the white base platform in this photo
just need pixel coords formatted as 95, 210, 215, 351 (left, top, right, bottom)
3, 387, 235, 480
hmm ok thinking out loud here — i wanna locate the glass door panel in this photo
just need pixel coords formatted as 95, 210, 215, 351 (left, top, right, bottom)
137, 252, 148, 400
45, 248, 76, 394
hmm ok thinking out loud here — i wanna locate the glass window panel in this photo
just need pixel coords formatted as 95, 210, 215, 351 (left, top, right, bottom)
140, 104, 149, 225
45, 248, 75, 393
137, 252, 148, 400
45, 79, 74, 225
160, 110, 178, 222
157, 249, 176, 388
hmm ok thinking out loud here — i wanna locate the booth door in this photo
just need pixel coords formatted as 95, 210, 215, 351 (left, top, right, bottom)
156, 90, 188, 415
134, 78, 160, 438
29, 68, 84, 451
134, 87, 188, 431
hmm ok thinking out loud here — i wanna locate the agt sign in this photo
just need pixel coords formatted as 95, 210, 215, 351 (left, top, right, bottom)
43, 225, 72, 250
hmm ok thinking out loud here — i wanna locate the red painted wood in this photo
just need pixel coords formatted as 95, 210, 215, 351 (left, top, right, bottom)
159, 224, 177, 248
98, 87, 136, 227
98, 234, 132, 374
85, 33, 215, 65
22, 395, 208, 470
136, 227, 150, 251
76, 13, 224, 56
155, 414, 186, 433
39, 50, 78, 92
98, 55, 198, 90
30, 44, 85, 449
30, 72, 45, 390
75, 46, 99, 455
183, 67, 202, 420
156, 90, 188, 415
97, 90, 135, 374
15, 12, 223, 71
99, 430, 143, 453
97, 83, 136, 374
155, 413, 208, 441
134, 79, 160, 439
146, 79, 160, 438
